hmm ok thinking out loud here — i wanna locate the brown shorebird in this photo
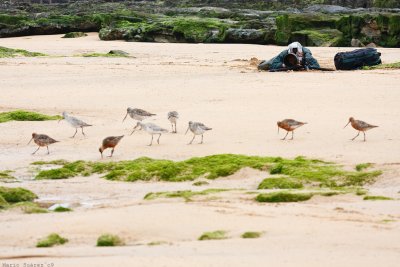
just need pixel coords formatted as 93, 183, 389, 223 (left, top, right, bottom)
185, 121, 212, 144
168, 111, 179, 133
277, 119, 307, 140
344, 117, 378, 141
28, 133, 59, 155
99, 135, 124, 158
59, 111, 92, 138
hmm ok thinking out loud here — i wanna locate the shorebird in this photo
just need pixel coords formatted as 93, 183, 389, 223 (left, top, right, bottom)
28, 133, 59, 155
167, 111, 179, 133
132, 122, 168, 146
59, 111, 92, 138
344, 117, 378, 141
185, 121, 212, 144
99, 135, 124, 158
123, 108, 156, 122
277, 119, 307, 140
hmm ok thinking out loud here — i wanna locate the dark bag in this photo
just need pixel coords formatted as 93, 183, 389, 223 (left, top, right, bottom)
334, 48, 381, 70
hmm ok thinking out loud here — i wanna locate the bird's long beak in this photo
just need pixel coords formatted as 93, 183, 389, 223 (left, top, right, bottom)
122, 112, 128, 122
28, 137, 33, 145
344, 121, 350, 129
185, 126, 189, 135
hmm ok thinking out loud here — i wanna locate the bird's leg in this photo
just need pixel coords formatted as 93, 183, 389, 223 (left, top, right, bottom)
363, 131, 366, 142
174, 122, 177, 133
108, 148, 114, 157
32, 146, 40, 155
81, 127, 86, 136
281, 131, 289, 140
290, 131, 294, 140
188, 134, 195, 145
71, 128, 78, 138
157, 134, 161, 144
130, 123, 140, 135
351, 131, 360, 141
199, 134, 203, 144
171, 123, 174, 132
46, 146, 50, 154
148, 135, 153, 146
100, 151, 103, 159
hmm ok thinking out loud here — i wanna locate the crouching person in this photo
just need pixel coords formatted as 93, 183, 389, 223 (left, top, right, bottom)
258, 42, 320, 71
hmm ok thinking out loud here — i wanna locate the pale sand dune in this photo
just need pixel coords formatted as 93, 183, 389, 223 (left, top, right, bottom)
0, 33, 399, 266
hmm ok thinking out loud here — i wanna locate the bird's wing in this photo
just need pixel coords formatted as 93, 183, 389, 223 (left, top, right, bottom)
198, 123, 212, 130
111, 135, 124, 143
285, 119, 297, 125
36, 134, 48, 141
286, 119, 304, 127
357, 120, 376, 128
151, 124, 168, 132
74, 117, 92, 127
103, 136, 121, 146
135, 109, 155, 116
146, 123, 157, 128
168, 111, 179, 119
38, 135, 57, 143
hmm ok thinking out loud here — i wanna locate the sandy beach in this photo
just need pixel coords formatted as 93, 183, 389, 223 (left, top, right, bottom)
0, 33, 399, 267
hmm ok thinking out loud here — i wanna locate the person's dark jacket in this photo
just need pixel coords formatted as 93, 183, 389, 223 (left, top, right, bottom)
258, 47, 320, 71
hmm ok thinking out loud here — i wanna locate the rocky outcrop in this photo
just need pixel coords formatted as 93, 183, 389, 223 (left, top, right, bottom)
225, 29, 266, 43
1, 1, 399, 47
303, 5, 352, 13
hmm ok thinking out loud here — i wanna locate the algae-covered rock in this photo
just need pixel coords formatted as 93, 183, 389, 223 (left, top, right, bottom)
97, 234, 124, 246
291, 28, 343, 46
275, 13, 339, 45
36, 233, 68, 248
62, 31, 87, 38
304, 5, 352, 14
336, 14, 400, 47
108, 50, 129, 56
0, 195, 9, 209
256, 192, 314, 203
0, 186, 38, 203
225, 28, 266, 43
351, 38, 364, 47
258, 177, 304, 189
99, 27, 125, 41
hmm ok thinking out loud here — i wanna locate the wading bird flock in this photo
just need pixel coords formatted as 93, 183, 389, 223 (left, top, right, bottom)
28, 108, 378, 157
